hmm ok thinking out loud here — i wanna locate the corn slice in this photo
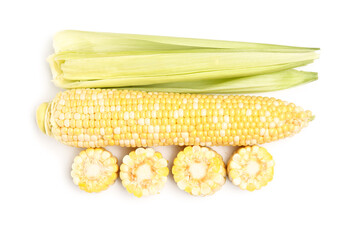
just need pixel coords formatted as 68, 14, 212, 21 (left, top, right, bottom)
172, 146, 226, 196
120, 148, 168, 197
227, 145, 274, 191
71, 148, 119, 193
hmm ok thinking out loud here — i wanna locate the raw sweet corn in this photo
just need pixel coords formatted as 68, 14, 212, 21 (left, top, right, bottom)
37, 89, 313, 147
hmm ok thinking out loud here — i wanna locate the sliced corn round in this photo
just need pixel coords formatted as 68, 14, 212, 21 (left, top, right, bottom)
71, 148, 119, 193
227, 145, 274, 191
120, 148, 169, 197
172, 146, 226, 196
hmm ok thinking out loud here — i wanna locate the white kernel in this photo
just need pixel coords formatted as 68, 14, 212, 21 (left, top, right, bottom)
114, 127, 121, 134
178, 109, 184, 117
83, 107, 88, 114
138, 118, 144, 125
246, 109, 252, 116
64, 119, 70, 127
91, 135, 97, 141
218, 109, 224, 115
181, 132, 189, 139
152, 111, 157, 118
233, 177, 241, 186
193, 102, 198, 110
216, 103, 221, 109
84, 134, 90, 141
124, 112, 129, 120
110, 106, 115, 112
141, 139, 146, 146
98, 99, 104, 105
193, 98, 198, 103
88, 107, 94, 114
234, 136, 240, 142
145, 118, 150, 125
265, 111, 271, 117
224, 115, 230, 123
138, 104, 143, 111
173, 137, 178, 143
260, 128, 266, 136
260, 116, 266, 122
251, 139, 257, 145
126, 94, 130, 99
174, 110, 179, 119
155, 125, 160, 133
154, 133, 159, 140
100, 128, 105, 135
220, 130, 225, 137
201, 109, 207, 116
222, 123, 227, 129
195, 137, 200, 143
273, 101, 279, 106
166, 125, 171, 133
92, 94, 97, 100
255, 104, 261, 110
183, 98, 187, 104
238, 103, 244, 108
80, 94, 86, 100
154, 103, 160, 111
116, 105, 121, 111
269, 122, 276, 128
124, 140, 130, 146
59, 113, 65, 120
148, 125, 154, 133
213, 116, 218, 123
132, 133, 139, 139
129, 111, 135, 119
78, 134, 84, 141
99, 106, 105, 113
274, 117, 280, 124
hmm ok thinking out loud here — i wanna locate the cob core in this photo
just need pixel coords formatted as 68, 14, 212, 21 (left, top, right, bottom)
37, 89, 313, 148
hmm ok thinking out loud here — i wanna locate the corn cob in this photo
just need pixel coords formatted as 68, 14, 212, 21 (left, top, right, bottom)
37, 89, 313, 148
71, 148, 119, 192
120, 148, 169, 197
227, 146, 274, 191
172, 146, 226, 196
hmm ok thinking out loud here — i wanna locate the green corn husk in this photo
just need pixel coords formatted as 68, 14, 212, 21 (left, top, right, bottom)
114, 69, 318, 93
49, 30, 319, 92
53, 30, 319, 53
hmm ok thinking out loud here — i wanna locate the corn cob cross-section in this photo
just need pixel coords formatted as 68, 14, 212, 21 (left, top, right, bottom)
71, 148, 119, 193
172, 146, 226, 196
120, 148, 169, 197
227, 146, 274, 191
37, 89, 313, 147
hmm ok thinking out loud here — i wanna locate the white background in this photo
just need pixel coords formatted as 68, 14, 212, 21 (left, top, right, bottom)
1, 0, 359, 239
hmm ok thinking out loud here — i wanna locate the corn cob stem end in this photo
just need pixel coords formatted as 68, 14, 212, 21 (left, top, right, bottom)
36, 102, 49, 134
